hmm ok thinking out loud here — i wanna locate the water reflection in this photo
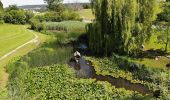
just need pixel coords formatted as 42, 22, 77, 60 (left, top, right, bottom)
69, 57, 153, 96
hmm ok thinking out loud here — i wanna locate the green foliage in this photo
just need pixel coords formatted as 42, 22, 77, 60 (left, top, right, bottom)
44, 0, 64, 12
0, 5, 34, 24
43, 11, 62, 22
0, 11, 4, 24
157, 29, 170, 52
61, 10, 81, 21
22, 47, 73, 67
45, 21, 86, 33
86, 54, 170, 99
7, 60, 150, 99
83, 3, 91, 9
24, 10, 34, 23
86, 55, 158, 83
6, 5, 19, 12
0, 0, 3, 10
157, 2, 170, 22
88, 0, 159, 56
30, 19, 46, 32
4, 10, 26, 24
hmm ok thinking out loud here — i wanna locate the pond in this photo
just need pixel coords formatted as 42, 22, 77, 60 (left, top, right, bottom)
69, 57, 153, 96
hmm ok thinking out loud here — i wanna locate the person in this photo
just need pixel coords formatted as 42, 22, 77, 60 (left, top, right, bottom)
74, 51, 81, 63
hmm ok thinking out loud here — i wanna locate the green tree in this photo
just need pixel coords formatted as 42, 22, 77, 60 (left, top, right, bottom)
4, 10, 26, 24
6, 5, 19, 12
0, 0, 3, 10
44, 0, 64, 12
157, 2, 170, 22
25, 10, 34, 23
88, 0, 159, 56
157, 28, 170, 52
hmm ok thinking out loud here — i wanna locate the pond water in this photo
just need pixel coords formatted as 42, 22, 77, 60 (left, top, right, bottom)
69, 57, 153, 96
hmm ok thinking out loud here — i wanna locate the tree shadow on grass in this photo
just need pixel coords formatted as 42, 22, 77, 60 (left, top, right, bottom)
137, 49, 169, 59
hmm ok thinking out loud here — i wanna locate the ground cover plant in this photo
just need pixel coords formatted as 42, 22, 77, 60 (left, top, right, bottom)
7, 61, 152, 99
86, 55, 170, 99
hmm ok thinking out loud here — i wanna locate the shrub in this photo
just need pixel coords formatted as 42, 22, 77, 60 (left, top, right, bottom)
0, 11, 4, 24
30, 18, 45, 32
61, 10, 81, 21
43, 11, 62, 22
25, 10, 34, 23
4, 10, 26, 24
157, 2, 170, 22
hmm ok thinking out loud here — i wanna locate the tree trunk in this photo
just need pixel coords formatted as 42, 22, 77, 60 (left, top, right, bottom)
165, 42, 168, 52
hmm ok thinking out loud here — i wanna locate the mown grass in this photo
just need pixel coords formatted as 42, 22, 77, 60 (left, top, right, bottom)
0, 24, 35, 57
145, 30, 170, 51
133, 30, 170, 68
0, 25, 49, 99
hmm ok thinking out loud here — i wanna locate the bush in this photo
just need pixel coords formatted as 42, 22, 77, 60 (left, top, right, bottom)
25, 10, 34, 23
0, 11, 4, 24
61, 10, 81, 21
4, 10, 26, 24
157, 2, 170, 22
35, 10, 81, 22
43, 11, 62, 22
30, 18, 45, 32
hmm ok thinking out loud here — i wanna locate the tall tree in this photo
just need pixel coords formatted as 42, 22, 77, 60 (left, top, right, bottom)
0, 0, 3, 10
44, 0, 64, 12
88, 0, 159, 56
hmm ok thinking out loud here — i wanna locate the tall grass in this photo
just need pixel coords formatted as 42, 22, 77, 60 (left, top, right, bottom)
45, 21, 87, 32
21, 47, 73, 67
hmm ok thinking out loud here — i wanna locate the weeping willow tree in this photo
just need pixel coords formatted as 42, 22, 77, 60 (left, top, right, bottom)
0, 0, 3, 10
87, 0, 159, 56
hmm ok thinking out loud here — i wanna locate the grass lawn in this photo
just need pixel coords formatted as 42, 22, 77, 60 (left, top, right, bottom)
0, 24, 34, 57
145, 30, 170, 51
77, 9, 95, 20
133, 30, 170, 68
0, 24, 48, 99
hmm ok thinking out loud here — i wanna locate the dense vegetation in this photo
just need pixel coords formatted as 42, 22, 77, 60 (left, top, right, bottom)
88, 0, 159, 56
86, 55, 170, 99
0, 0, 170, 99
6, 31, 152, 99
157, 2, 170, 22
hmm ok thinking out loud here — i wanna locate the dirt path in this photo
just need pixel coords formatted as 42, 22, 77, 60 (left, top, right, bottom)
0, 29, 38, 61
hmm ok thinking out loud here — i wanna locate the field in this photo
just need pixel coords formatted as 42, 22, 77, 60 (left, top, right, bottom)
0, 24, 34, 57
77, 9, 95, 20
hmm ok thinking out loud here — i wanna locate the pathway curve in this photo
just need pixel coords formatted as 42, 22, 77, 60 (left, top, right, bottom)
0, 28, 38, 61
